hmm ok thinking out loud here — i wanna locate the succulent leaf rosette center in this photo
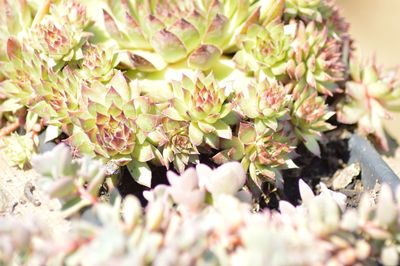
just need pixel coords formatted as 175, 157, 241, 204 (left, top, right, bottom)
255, 136, 291, 166
32, 17, 83, 63
158, 119, 200, 173
237, 79, 291, 132
41, 23, 69, 53
94, 115, 136, 156
243, 127, 294, 184
164, 73, 232, 148
234, 23, 292, 76
69, 72, 159, 163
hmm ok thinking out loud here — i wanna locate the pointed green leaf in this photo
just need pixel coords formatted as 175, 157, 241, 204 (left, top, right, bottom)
151, 29, 187, 63
189, 122, 204, 146
188, 44, 221, 70
303, 135, 321, 157
163, 107, 186, 121
238, 122, 256, 144
214, 120, 232, 139
127, 160, 152, 187
132, 142, 155, 162
44, 125, 61, 143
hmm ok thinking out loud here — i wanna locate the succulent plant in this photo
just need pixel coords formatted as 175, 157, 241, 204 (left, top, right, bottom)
157, 119, 200, 173
236, 78, 292, 132
196, 161, 247, 197
2, 1, 400, 265
0, 215, 58, 265
337, 58, 400, 151
49, 0, 92, 30
163, 72, 233, 149
27, 0, 93, 68
1, 133, 35, 168
78, 43, 117, 82
214, 123, 295, 186
0, 0, 33, 62
167, 167, 205, 212
1, 38, 42, 105
287, 21, 345, 96
101, 0, 274, 72
30, 19, 82, 65
234, 23, 293, 77
69, 71, 160, 165
284, 0, 325, 22
284, 0, 349, 39
31, 143, 106, 216
321, 0, 350, 40
1, 38, 82, 127
291, 84, 335, 156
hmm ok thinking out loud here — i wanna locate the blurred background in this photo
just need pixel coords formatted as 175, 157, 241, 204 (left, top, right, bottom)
337, 0, 400, 143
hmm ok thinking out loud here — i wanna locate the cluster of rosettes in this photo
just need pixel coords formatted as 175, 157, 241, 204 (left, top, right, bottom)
0, 0, 399, 192
102, 0, 271, 72
3, 150, 400, 266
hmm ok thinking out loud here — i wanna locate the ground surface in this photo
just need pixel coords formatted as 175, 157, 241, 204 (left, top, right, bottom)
0, 154, 69, 238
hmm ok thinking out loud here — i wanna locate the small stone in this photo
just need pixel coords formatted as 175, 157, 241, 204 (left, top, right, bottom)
332, 163, 360, 190
105, 161, 120, 176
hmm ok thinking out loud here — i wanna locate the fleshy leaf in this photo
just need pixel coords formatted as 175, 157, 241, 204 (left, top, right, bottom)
127, 160, 152, 187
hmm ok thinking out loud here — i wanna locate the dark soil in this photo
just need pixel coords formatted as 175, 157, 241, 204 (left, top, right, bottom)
116, 165, 169, 206
282, 134, 350, 204
281, 127, 369, 208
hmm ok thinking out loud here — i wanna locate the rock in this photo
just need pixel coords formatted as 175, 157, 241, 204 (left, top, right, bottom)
332, 163, 361, 190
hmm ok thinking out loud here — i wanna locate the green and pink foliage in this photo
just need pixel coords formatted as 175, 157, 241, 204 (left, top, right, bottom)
32, 143, 106, 216
0, 0, 33, 62
69, 71, 160, 165
214, 122, 295, 186
291, 85, 335, 156
234, 22, 292, 77
163, 72, 233, 148
337, 58, 400, 150
1, 38, 82, 126
102, 0, 273, 72
0, 0, 398, 198
1, 133, 35, 169
79, 43, 117, 81
156, 119, 200, 173
286, 20, 345, 96
236, 78, 292, 131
